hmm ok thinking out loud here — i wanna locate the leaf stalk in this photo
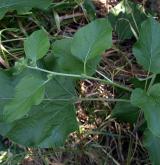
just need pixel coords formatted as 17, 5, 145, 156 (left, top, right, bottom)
26, 65, 132, 92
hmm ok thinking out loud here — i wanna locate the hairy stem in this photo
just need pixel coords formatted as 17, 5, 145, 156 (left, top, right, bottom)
26, 65, 132, 92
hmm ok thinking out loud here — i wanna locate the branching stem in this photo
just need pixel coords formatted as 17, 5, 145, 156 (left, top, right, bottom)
26, 65, 132, 92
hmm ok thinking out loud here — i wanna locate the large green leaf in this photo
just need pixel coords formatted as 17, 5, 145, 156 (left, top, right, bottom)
0, 0, 52, 19
131, 84, 160, 137
143, 130, 160, 165
71, 18, 112, 69
53, 38, 100, 75
24, 30, 50, 62
3, 74, 46, 122
0, 71, 78, 147
108, 0, 147, 40
6, 101, 77, 147
133, 18, 160, 73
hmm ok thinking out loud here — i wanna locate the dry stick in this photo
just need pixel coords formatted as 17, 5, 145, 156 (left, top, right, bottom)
59, 13, 84, 21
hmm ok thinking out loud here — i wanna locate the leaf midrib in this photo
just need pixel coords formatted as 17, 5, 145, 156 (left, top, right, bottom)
83, 28, 110, 68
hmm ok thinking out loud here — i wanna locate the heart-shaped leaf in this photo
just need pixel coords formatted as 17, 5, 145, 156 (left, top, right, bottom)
133, 17, 160, 73
0, 70, 78, 147
53, 38, 100, 75
6, 101, 77, 147
24, 30, 50, 62
71, 18, 112, 73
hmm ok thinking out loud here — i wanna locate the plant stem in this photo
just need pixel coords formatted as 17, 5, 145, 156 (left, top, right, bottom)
26, 65, 132, 92
0, 97, 130, 103
43, 98, 130, 102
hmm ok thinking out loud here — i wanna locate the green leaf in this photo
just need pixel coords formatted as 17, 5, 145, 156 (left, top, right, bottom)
0, 73, 78, 147
133, 17, 160, 73
108, 0, 147, 40
53, 38, 100, 75
0, 70, 14, 122
0, 0, 52, 19
71, 18, 112, 64
131, 84, 160, 137
0, 70, 14, 99
7, 101, 77, 147
143, 130, 160, 165
0, 71, 16, 135
3, 74, 46, 122
112, 100, 139, 124
83, 0, 96, 20
24, 30, 50, 62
